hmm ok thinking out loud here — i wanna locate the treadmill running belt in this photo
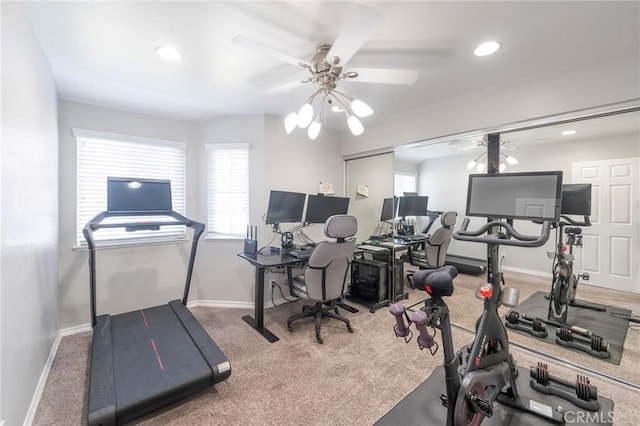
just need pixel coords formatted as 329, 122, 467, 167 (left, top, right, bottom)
111, 304, 213, 419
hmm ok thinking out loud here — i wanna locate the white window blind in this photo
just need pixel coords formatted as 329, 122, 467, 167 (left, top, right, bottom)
395, 173, 417, 196
206, 143, 249, 238
75, 129, 187, 246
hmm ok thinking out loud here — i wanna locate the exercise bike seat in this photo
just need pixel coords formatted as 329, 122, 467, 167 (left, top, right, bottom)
564, 226, 582, 235
411, 265, 458, 297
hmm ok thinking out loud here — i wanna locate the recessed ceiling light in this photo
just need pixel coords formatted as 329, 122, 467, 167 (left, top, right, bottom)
561, 130, 577, 136
156, 46, 182, 61
474, 41, 501, 57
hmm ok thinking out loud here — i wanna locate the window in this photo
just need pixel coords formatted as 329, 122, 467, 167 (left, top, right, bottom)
74, 129, 187, 247
394, 172, 417, 197
206, 143, 249, 238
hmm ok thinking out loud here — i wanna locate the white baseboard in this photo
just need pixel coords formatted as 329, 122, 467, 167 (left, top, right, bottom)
187, 299, 254, 309
502, 265, 552, 279
24, 333, 61, 426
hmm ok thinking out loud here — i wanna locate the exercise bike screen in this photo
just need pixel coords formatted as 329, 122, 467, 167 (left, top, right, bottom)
466, 171, 563, 221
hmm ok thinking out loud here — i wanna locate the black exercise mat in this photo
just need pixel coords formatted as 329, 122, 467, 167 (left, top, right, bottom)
376, 364, 614, 426
505, 291, 631, 365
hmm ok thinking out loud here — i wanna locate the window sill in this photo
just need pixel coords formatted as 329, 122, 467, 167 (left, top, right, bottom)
73, 237, 189, 251
205, 234, 244, 242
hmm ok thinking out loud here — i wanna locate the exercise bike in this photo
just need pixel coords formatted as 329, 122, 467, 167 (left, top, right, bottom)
390, 219, 601, 425
505, 215, 610, 359
547, 215, 605, 323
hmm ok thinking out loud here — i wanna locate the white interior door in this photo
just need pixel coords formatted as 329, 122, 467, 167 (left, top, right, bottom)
572, 158, 639, 293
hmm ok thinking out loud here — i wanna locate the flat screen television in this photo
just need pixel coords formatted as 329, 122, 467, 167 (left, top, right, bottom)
397, 196, 429, 217
304, 195, 350, 224
265, 190, 306, 225
380, 197, 398, 221
561, 184, 592, 216
107, 177, 172, 213
465, 171, 563, 221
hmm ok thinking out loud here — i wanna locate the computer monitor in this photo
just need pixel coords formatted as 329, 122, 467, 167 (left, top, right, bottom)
561, 184, 592, 216
107, 177, 172, 213
265, 190, 306, 225
380, 197, 398, 221
397, 196, 429, 217
304, 195, 350, 224
465, 171, 563, 221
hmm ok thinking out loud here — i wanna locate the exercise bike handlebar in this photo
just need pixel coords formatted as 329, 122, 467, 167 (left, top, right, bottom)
560, 214, 591, 227
454, 218, 551, 247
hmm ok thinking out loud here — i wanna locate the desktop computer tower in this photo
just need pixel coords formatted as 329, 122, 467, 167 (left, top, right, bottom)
350, 258, 387, 303
371, 252, 405, 298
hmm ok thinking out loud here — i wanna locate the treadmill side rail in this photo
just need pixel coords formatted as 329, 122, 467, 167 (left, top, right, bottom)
170, 300, 232, 383
88, 315, 117, 426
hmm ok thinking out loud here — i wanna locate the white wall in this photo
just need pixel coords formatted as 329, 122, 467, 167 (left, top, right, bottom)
341, 52, 639, 158
417, 132, 640, 280
57, 101, 198, 329
1, 3, 59, 425
346, 153, 394, 243
57, 109, 345, 327
194, 114, 345, 298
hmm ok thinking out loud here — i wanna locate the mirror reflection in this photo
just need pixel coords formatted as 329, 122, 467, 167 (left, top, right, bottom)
390, 109, 639, 386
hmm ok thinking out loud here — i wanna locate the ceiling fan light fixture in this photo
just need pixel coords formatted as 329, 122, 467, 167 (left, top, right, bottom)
284, 112, 298, 134
308, 120, 322, 140
347, 115, 364, 136
297, 103, 314, 128
351, 99, 373, 117
562, 130, 577, 136
505, 154, 519, 165
474, 41, 500, 57
331, 105, 345, 113
499, 162, 506, 172
476, 162, 486, 173
467, 160, 477, 171
155, 46, 182, 61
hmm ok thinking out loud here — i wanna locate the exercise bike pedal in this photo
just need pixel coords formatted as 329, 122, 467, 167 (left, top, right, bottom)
469, 392, 494, 418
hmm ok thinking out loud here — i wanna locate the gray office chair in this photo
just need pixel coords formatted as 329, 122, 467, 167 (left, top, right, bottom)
403, 211, 457, 286
287, 214, 357, 344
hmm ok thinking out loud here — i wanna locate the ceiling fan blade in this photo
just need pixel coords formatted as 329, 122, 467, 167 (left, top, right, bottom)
327, 4, 382, 67
346, 68, 419, 85
263, 79, 307, 96
233, 35, 311, 69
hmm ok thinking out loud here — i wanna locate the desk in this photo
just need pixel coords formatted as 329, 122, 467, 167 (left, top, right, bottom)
237, 251, 301, 343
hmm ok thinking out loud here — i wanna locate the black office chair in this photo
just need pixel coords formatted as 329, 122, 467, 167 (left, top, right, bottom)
287, 214, 357, 344
402, 211, 457, 287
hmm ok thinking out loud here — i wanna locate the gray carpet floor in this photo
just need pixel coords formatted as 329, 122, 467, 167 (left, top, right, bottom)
34, 269, 639, 425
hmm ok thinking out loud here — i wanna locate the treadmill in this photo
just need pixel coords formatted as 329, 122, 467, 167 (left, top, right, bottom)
84, 177, 231, 425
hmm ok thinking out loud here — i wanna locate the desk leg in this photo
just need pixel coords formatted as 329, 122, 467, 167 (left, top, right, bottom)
242, 265, 279, 343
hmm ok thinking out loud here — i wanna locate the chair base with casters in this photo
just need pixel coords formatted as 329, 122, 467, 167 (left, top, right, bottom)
287, 300, 353, 344
285, 214, 358, 344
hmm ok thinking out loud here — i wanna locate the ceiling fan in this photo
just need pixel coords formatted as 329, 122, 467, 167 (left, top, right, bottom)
233, 4, 420, 139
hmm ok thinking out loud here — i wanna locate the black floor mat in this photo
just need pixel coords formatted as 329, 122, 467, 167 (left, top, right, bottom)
505, 291, 631, 365
376, 364, 614, 426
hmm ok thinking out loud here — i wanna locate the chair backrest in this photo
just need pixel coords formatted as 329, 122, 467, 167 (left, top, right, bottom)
424, 211, 457, 267
305, 215, 357, 301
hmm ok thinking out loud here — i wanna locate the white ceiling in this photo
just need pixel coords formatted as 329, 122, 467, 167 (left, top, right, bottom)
23, 1, 640, 135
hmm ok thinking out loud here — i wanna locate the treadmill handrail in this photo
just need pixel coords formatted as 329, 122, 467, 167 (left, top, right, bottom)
83, 210, 206, 326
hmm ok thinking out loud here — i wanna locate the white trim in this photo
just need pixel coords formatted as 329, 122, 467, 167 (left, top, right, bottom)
502, 265, 552, 279
60, 323, 92, 336
23, 334, 61, 426
72, 128, 186, 149
204, 142, 249, 151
